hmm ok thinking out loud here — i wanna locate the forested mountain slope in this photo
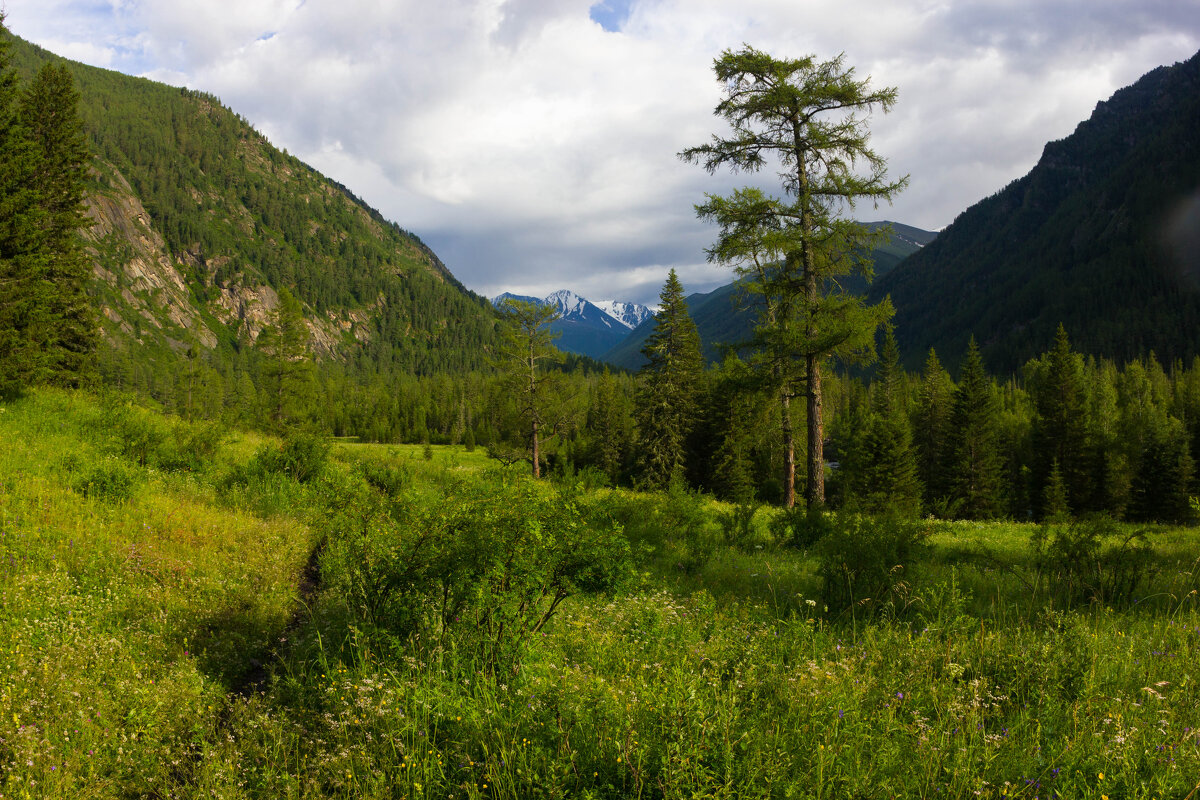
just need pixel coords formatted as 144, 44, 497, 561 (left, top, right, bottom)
873, 49, 1200, 372
3, 31, 498, 383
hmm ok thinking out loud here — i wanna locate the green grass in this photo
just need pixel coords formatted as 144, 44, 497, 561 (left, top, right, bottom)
2, 389, 1199, 798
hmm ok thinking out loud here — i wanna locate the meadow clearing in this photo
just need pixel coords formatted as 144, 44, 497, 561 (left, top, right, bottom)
1, 390, 1198, 799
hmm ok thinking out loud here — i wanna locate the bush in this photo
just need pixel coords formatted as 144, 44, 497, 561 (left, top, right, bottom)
816, 514, 931, 618
354, 458, 411, 497
1031, 516, 1156, 606
770, 504, 836, 549
718, 499, 768, 551
251, 431, 331, 484
322, 478, 633, 671
73, 455, 141, 502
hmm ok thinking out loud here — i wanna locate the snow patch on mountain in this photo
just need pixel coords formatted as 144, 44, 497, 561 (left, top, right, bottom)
594, 300, 654, 330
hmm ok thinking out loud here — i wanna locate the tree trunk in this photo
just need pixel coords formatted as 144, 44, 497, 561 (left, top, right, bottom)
781, 389, 795, 508
807, 354, 824, 508
532, 416, 540, 478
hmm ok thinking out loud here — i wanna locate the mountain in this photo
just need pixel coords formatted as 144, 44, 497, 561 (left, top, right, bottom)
593, 300, 654, 330
602, 223, 936, 370
872, 49, 1200, 373
2, 29, 499, 396
491, 289, 632, 359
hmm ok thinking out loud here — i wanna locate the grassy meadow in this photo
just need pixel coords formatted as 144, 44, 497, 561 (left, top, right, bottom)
1, 389, 1199, 799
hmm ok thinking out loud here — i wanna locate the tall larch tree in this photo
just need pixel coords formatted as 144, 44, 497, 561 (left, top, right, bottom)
683, 46, 906, 508
636, 269, 704, 490
494, 298, 563, 478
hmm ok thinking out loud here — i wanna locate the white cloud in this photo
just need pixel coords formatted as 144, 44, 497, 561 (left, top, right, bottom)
3, 0, 1198, 305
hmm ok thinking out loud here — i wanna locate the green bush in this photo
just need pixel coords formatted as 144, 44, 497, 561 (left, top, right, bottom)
770, 504, 836, 549
1031, 516, 1155, 605
354, 458, 411, 497
816, 514, 930, 618
72, 455, 141, 502
250, 431, 331, 484
322, 477, 633, 670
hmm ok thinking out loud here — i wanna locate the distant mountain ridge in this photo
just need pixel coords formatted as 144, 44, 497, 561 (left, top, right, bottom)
872, 49, 1200, 372
491, 290, 652, 358
602, 222, 937, 370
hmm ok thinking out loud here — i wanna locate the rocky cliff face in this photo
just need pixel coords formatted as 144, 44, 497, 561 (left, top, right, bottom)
81, 160, 377, 359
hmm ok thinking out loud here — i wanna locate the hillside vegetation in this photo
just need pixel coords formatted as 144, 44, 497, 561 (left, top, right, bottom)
2, 389, 1199, 798
1, 30, 500, 424
874, 49, 1200, 373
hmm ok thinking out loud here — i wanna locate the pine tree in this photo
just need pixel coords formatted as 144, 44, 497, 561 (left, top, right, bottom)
683, 46, 905, 508
946, 338, 1004, 519
636, 269, 704, 490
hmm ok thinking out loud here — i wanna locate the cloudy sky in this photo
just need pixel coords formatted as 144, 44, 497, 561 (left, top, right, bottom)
4, 0, 1199, 306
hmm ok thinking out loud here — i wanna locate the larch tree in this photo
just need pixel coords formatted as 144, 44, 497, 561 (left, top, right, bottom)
494, 298, 563, 478
682, 46, 906, 508
636, 269, 704, 490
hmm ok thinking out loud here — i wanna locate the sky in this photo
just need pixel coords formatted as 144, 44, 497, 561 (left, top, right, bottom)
3, 0, 1199, 307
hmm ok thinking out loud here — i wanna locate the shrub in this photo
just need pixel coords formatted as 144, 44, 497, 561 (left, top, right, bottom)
816, 514, 930, 618
718, 499, 768, 550
73, 455, 141, 502
354, 458, 411, 497
251, 431, 331, 484
770, 504, 836, 549
1031, 516, 1155, 606
322, 478, 633, 671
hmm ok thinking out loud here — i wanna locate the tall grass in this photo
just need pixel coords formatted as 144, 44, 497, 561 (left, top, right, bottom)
1, 389, 1198, 798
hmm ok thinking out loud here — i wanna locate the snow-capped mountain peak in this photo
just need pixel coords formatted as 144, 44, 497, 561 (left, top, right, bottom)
594, 300, 654, 330
544, 289, 590, 319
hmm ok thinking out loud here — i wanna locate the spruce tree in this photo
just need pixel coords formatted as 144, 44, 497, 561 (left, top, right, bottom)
1028, 325, 1090, 518
20, 62, 95, 385
1127, 416, 1194, 523
861, 327, 921, 515
258, 288, 314, 429
0, 17, 51, 398
946, 338, 1004, 519
636, 269, 703, 490
913, 348, 954, 510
